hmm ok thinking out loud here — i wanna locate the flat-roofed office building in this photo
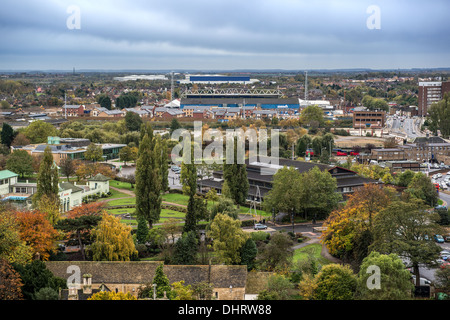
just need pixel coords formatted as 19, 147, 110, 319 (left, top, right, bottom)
418, 81, 450, 116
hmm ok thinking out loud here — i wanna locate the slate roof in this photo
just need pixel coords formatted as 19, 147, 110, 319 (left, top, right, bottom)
45, 261, 248, 289
88, 173, 110, 182
59, 182, 84, 193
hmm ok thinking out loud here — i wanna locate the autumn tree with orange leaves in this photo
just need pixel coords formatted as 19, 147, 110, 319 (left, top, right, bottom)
321, 184, 396, 268
0, 258, 24, 300
14, 210, 59, 261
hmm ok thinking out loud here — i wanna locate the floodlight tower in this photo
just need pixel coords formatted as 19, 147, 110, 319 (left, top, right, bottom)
171, 71, 174, 101
304, 71, 308, 105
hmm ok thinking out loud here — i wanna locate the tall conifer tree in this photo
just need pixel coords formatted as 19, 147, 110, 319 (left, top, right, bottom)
135, 124, 161, 228
33, 146, 60, 214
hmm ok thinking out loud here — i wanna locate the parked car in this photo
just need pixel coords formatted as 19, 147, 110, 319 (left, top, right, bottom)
254, 223, 268, 230
434, 234, 445, 243
411, 275, 432, 286
444, 234, 450, 242
440, 251, 450, 260
350, 151, 359, 156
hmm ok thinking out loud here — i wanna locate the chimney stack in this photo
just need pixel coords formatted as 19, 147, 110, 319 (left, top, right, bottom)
82, 274, 92, 295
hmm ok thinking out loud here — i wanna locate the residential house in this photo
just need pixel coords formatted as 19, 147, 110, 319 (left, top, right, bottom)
62, 105, 86, 117
98, 109, 124, 118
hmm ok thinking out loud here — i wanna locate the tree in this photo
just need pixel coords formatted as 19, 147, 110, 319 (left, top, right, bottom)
434, 265, 450, 296
207, 213, 248, 265
313, 264, 357, 300
119, 146, 133, 165
97, 94, 112, 110
124, 111, 143, 132
152, 263, 174, 299
427, 93, 450, 138
184, 195, 207, 234
209, 196, 239, 221
263, 166, 302, 215
10, 133, 30, 147
300, 105, 325, 127
171, 281, 195, 300
170, 118, 181, 135
88, 291, 136, 300
0, 210, 33, 265
1, 122, 15, 147
56, 214, 102, 261
0, 258, 24, 300
222, 138, 249, 207
60, 157, 75, 182
300, 166, 341, 221
12, 260, 66, 300
405, 172, 438, 207
370, 200, 444, 287
14, 210, 59, 261
84, 143, 103, 162
23, 121, 57, 144
136, 215, 150, 245
90, 212, 137, 261
34, 287, 59, 300
6, 150, 33, 178
135, 126, 162, 228
174, 231, 198, 265
33, 146, 59, 219
322, 184, 395, 266
396, 169, 415, 187
295, 134, 312, 157
240, 238, 257, 271
257, 274, 294, 300
157, 137, 169, 192
355, 251, 414, 300
257, 231, 294, 272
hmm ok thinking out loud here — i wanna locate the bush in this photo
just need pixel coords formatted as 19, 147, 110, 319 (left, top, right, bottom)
34, 287, 59, 300
251, 231, 270, 242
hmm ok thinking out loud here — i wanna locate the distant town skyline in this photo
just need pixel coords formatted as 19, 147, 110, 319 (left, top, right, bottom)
1, 0, 449, 71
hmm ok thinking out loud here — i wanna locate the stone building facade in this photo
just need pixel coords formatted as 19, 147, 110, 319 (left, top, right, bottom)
44, 261, 248, 300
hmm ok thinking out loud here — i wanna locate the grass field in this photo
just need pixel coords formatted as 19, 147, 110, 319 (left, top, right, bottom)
109, 180, 135, 191
293, 243, 332, 266
107, 197, 136, 206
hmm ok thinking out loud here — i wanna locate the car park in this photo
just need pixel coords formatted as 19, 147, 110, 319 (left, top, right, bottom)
254, 223, 268, 230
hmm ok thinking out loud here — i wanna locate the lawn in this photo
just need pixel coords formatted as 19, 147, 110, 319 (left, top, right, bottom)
161, 193, 189, 206
109, 180, 135, 191
107, 188, 132, 199
293, 243, 332, 266
107, 197, 136, 207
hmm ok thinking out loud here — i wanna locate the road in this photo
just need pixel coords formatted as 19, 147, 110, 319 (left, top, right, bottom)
386, 116, 423, 140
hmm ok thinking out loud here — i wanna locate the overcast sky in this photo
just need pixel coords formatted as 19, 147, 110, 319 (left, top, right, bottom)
1, 0, 449, 71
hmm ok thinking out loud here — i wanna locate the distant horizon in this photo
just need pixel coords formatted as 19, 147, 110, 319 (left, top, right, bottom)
2, 66, 450, 74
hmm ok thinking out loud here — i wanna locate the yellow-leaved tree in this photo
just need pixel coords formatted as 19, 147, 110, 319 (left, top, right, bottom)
90, 212, 137, 261
88, 291, 136, 300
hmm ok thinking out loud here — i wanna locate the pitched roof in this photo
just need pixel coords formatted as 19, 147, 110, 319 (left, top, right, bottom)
0, 170, 19, 180
44, 261, 248, 289
59, 182, 84, 193
88, 173, 110, 182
